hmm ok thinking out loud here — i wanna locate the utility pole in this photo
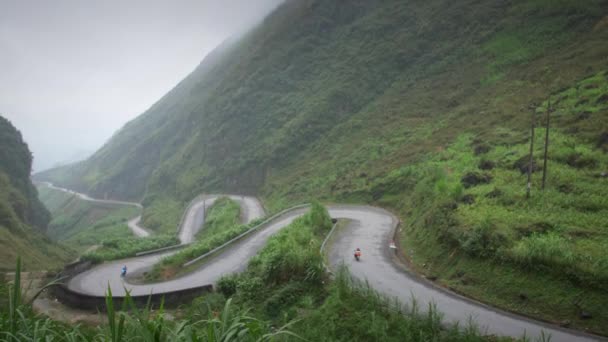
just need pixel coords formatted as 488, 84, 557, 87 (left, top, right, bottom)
526, 105, 536, 199
541, 100, 551, 190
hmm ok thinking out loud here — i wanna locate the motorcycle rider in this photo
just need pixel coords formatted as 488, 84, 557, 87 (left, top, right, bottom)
121, 265, 127, 277
354, 248, 362, 260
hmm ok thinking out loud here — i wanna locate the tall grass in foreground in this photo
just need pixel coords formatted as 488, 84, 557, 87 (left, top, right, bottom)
0, 258, 298, 341
296, 267, 556, 342
1, 202, 556, 341
295, 267, 478, 342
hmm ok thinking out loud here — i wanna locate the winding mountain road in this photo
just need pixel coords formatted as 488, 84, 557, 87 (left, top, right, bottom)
43, 184, 603, 341
40, 182, 150, 237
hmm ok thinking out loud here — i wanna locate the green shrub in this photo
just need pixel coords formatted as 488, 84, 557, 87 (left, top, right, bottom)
235, 276, 266, 301
263, 282, 305, 317
248, 215, 325, 285
187, 292, 228, 321
217, 274, 239, 297
307, 200, 332, 235
459, 218, 507, 258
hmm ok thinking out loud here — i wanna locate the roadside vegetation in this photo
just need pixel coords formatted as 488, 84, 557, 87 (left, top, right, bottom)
140, 197, 184, 234
212, 203, 504, 341
260, 71, 607, 333
33, 0, 608, 334
1, 205, 516, 341
81, 234, 179, 263
146, 215, 265, 281
83, 197, 245, 264
196, 197, 241, 240
0, 258, 296, 341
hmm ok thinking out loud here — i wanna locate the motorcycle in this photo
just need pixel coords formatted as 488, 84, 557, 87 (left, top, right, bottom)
354, 250, 361, 261
121, 266, 127, 277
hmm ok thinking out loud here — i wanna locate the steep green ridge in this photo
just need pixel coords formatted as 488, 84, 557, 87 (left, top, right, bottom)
0, 116, 72, 270
36, 0, 608, 210
35, 0, 608, 331
35, 37, 241, 201
0, 118, 50, 233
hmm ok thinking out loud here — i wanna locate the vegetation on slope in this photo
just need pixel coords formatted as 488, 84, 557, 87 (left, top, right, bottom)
37, 0, 608, 231
2, 204, 507, 341
0, 118, 50, 233
0, 228, 73, 272
34, 37, 242, 201
196, 197, 241, 240
394, 73, 608, 334
36, 183, 180, 262
1, 259, 296, 341
33, 0, 608, 332
81, 234, 179, 263
146, 215, 265, 281
0, 116, 72, 270
37, 184, 138, 252
139, 197, 184, 234
213, 203, 503, 341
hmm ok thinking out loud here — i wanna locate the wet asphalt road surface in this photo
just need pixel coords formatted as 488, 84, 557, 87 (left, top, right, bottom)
326, 206, 602, 342
67, 194, 266, 295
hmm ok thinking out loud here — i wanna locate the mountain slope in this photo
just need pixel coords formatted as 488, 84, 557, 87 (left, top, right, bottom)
34, 0, 608, 330
38, 0, 608, 204
36, 36, 241, 201
0, 116, 72, 270
0, 117, 50, 232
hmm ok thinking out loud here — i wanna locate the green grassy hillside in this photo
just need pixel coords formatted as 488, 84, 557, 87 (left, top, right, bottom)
34, 0, 608, 332
36, 184, 179, 262
35, 37, 241, 201
0, 116, 72, 271
36, 184, 139, 253
36, 0, 608, 209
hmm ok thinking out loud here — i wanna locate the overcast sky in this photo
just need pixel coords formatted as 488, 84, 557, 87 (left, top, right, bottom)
0, 0, 283, 172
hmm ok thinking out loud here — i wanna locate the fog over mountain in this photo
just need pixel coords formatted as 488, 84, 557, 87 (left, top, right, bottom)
0, 0, 283, 172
